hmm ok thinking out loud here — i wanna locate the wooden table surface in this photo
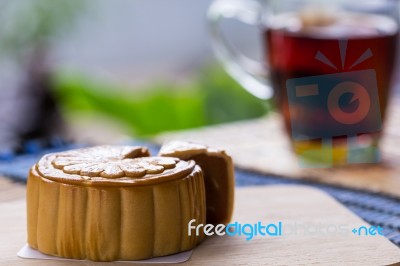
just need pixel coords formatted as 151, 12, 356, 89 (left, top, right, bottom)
156, 101, 400, 198
1, 177, 399, 265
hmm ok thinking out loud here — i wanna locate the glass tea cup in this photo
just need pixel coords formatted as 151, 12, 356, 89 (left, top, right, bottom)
208, 0, 399, 167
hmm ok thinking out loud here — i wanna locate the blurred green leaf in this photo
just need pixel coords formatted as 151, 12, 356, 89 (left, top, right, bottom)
53, 64, 271, 137
199, 65, 271, 124
53, 73, 206, 136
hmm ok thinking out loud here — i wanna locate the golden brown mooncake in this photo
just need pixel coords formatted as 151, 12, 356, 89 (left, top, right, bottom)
159, 141, 234, 225
27, 145, 206, 261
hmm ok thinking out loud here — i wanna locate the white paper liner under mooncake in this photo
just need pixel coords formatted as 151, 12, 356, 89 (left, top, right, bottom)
18, 244, 193, 264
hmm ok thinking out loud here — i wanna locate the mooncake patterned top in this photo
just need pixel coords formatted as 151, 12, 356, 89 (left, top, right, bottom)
33, 145, 196, 186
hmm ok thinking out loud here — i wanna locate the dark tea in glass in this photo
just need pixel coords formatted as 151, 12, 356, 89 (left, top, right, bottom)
208, 0, 400, 166
264, 11, 398, 165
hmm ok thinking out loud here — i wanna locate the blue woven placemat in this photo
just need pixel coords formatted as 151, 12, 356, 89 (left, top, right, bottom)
1, 141, 399, 247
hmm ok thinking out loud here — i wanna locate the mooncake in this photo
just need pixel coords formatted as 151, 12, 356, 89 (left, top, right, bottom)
159, 141, 234, 225
27, 145, 206, 261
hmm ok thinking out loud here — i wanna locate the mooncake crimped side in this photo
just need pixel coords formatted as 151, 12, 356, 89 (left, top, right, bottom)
27, 164, 206, 261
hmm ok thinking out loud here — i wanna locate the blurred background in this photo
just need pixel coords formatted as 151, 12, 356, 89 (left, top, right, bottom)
0, 0, 271, 154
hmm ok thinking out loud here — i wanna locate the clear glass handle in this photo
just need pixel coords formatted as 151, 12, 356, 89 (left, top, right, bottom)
207, 0, 273, 100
